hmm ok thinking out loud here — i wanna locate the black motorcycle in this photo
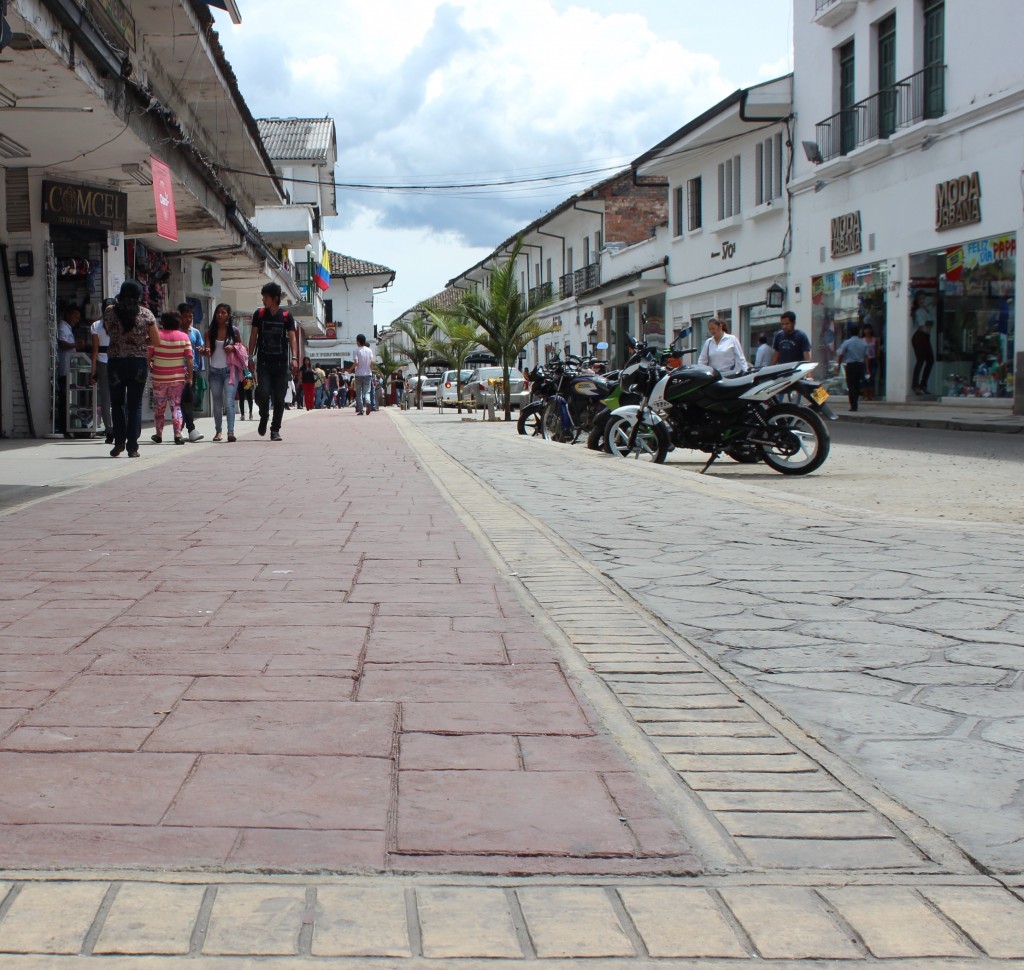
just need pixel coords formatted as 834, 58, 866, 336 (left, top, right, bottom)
604, 360, 836, 475
517, 362, 560, 436
540, 355, 613, 444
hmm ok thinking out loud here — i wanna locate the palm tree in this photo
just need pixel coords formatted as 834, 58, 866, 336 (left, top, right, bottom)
374, 341, 406, 405
460, 237, 558, 420
392, 313, 440, 409
426, 308, 480, 415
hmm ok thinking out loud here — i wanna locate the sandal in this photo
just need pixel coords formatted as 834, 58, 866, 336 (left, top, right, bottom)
213, 432, 223, 442
227, 433, 236, 442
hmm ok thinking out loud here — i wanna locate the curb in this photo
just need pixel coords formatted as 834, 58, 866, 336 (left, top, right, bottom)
835, 413, 1024, 435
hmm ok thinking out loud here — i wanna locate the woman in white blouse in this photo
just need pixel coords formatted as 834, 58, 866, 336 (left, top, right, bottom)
698, 318, 748, 376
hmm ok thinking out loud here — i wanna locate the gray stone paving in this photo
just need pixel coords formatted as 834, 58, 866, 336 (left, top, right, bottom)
404, 413, 1024, 875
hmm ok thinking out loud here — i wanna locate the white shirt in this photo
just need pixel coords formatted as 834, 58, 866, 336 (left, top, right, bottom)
56, 321, 75, 376
353, 345, 374, 376
754, 342, 772, 368
91, 319, 109, 364
699, 334, 748, 376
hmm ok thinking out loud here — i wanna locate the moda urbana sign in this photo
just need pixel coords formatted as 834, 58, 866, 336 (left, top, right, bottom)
936, 172, 982, 231
830, 211, 863, 259
41, 180, 127, 232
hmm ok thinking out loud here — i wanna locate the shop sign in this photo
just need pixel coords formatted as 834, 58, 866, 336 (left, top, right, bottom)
187, 258, 221, 297
935, 172, 982, 231
90, 0, 135, 47
41, 180, 127, 232
830, 211, 862, 258
151, 156, 178, 242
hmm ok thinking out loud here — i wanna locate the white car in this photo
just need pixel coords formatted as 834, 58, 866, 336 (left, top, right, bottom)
437, 369, 474, 407
406, 374, 440, 405
464, 367, 530, 410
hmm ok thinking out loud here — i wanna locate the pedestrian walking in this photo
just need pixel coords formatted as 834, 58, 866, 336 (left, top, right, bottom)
836, 326, 868, 412
698, 318, 748, 376
353, 334, 374, 415
770, 310, 812, 365
206, 302, 243, 442
753, 334, 772, 369
55, 305, 79, 438
89, 299, 115, 443
300, 356, 317, 411
177, 303, 205, 442
911, 292, 935, 395
105, 280, 157, 458
149, 310, 193, 444
247, 282, 298, 441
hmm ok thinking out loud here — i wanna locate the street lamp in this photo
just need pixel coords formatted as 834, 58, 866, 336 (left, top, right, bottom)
766, 281, 786, 309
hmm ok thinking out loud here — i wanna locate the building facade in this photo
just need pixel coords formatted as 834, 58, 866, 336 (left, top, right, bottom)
791, 0, 1023, 405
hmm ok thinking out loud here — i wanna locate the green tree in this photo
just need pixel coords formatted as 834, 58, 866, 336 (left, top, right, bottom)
426, 308, 480, 415
460, 237, 558, 420
374, 341, 406, 404
392, 313, 440, 409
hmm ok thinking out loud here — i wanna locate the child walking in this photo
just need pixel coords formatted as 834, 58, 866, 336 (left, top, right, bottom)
149, 310, 194, 444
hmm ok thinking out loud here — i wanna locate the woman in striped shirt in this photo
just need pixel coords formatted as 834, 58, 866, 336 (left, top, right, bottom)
149, 310, 194, 445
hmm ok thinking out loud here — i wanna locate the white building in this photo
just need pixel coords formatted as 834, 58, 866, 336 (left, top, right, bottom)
633, 76, 794, 365
791, 0, 1023, 406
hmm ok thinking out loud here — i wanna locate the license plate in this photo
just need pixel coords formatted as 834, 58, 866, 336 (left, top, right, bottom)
811, 386, 829, 405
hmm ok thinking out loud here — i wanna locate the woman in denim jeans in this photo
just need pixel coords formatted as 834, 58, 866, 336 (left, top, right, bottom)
205, 303, 242, 442
105, 280, 157, 457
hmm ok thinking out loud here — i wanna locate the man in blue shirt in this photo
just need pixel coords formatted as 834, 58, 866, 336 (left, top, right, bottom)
177, 303, 205, 442
836, 326, 868, 412
771, 310, 812, 365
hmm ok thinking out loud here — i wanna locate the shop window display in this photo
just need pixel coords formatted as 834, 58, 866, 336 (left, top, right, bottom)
909, 234, 1016, 399
811, 262, 888, 401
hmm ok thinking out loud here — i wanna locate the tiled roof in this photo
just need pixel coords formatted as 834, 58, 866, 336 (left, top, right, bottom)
256, 117, 336, 162
328, 252, 395, 279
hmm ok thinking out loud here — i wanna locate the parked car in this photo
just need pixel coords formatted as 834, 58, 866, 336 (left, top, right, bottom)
463, 367, 529, 410
407, 374, 440, 405
437, 369, 474, 407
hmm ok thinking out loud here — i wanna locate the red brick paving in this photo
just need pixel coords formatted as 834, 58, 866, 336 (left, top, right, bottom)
0, 410, 696, 874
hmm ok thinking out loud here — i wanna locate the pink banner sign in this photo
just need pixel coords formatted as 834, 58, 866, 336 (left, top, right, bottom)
151, 156, 177, 241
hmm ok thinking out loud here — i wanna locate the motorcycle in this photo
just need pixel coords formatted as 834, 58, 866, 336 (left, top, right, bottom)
604, 360, 836, 475
517, 362, 560, 436
539, 355, 613, 444
586, 341, 662, 451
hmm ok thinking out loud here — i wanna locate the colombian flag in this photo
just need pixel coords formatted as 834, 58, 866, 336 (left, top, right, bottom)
315, 247, 331, 291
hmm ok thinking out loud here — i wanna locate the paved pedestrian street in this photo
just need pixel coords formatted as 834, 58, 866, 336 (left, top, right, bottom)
0, 409, 1021, 966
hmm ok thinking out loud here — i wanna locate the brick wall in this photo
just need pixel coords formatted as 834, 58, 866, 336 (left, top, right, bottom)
599, 173, 668, 247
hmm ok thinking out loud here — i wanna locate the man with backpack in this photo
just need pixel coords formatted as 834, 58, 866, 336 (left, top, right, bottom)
247, 282, 298, 441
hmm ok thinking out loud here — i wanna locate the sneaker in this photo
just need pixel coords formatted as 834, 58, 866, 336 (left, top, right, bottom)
104, 431, 114, 445
258, 415, 268, 436
174, 436, 185, 445
109, 447, 124, 458
128, 450, 140, 458
270, 431, 282, 441
227, 433, 236, 443
150, 433, 162, 444
188, 429, 204, 442
213, 432, 223, 442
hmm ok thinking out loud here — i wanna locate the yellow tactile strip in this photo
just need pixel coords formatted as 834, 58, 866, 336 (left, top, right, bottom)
0, 876, 1021, 961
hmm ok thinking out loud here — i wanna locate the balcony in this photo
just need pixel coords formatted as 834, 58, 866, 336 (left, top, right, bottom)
559, 272, 574, 299
814, 65, 946, 162
253, 204, 315, 248
574, 263, 601, 295
528, 281, 552, 307
814, 0, 857, 27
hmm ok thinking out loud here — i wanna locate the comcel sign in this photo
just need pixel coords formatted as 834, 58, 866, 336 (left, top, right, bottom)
41, 180, 128, 232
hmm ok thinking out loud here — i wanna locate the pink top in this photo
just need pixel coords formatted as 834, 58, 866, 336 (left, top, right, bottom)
150, 330, 193, 385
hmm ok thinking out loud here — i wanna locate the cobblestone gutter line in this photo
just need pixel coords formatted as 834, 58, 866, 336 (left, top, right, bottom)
0, 877, 1022, 962
395, 417, 974, 878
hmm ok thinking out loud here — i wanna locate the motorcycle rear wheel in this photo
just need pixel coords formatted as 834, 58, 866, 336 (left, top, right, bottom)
759, 403, 830, 475
517, 401, 544, 436
604, 414, 669, 463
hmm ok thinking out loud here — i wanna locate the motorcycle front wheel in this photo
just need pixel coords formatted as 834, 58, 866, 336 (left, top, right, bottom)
759, 403, 830, 475
517, 401, 544, 436
541, 402, 573, 443
604, 414, 669, 463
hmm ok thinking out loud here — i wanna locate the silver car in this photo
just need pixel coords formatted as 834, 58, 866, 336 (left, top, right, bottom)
464, 367, 529, 410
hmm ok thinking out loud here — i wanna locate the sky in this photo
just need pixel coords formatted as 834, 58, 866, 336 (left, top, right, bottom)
214, 1, 793, 327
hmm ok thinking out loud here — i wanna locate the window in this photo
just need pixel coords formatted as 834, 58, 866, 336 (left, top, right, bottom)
923, 0, 945, 119
839, 39, 856, 155
686, 177, 702, 231
594, 231, 602, 254
546, 257, 552, 283
878, 13, 897, 138
755, 133, 784, 205
717, 155, 741, 220
584, 236, 590, 266
673, 186, 684, 236
566, 247, 574, 274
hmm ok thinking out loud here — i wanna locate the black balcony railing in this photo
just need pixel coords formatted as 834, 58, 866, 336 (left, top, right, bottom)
815, 64, 946, 162
815, 0, 842, 12
559, 272, 574, 299
528, 281, 552, 307
574, 263, 601, 295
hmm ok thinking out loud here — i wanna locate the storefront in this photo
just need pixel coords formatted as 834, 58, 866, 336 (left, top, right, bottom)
908, 232, 1016, 400
811, 260, 889, 401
